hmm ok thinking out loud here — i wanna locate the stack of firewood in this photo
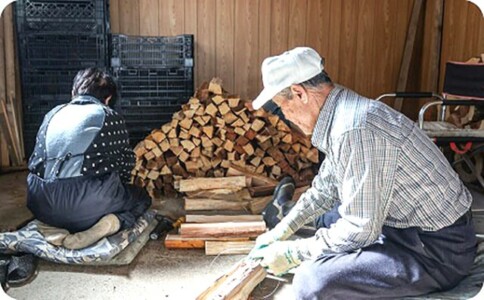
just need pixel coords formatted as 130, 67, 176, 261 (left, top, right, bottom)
131, 78, 318, 199
165, 174, 309, 255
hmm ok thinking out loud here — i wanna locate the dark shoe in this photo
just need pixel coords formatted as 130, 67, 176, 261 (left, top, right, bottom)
262, 177, 296, 229
6, 254, 38, 287
0, 255, 10, 291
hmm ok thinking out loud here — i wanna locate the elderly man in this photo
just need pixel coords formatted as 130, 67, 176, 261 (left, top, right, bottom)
250, 47, 477, 299
27, 68, 151, 250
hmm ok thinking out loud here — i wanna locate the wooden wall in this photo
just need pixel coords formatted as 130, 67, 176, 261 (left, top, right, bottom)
1, 0, 484, 168
0, 5, 23, 169
110, 0, 416, 101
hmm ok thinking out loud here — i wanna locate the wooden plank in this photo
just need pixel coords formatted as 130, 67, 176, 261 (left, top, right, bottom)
178, 176, 247, 192
185, 215, 263, 223
119, 0, 140, 35
197, 0, 216, 85
338, 0, 359, 89
215, 0, 235, 92
234, 0, 259, 99
306, 0, 331, 56
196, 259, 266, 300
165, 234, 250, 249
159, 0, 185, 36
394, 0, 424, 111
179, 221, 266, 238
327, 0, 342, 82
140, 0, 159, 35
186, 188, 252, 201
205, 240, 256, 256
257, 0, 271, 95
3, 5, 21, 164
354, 0, 374, 95
270, 0, 289, 55
109, 0, 120, 33
287, 0, 307, 49
165, 234, 205, 249
0, 15, 8, 166
249, 195, 272, 214
185, 198, 250, 212
226, 165, 278, 187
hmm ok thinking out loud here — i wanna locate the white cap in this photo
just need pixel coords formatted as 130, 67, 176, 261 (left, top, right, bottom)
252, 47, 324, 110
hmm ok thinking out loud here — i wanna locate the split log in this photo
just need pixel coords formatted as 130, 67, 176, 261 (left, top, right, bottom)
185, 198, 251, 212
196, 259, 266, 300
165, 234, 250, 249
179, 221, 266, 238
178, 176, 247, 192
185, 215, 263, 223
205, 241, 256, 256
131, 78, 318, 198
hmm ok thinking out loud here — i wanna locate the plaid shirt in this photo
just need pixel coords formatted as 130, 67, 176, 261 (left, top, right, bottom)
282, 85, 473, 259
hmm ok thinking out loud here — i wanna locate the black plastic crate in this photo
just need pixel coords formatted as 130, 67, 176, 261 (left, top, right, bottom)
111, 34, 193, 68
114, 67, 193, 99
21, 69, 79, 101
19, 34, 107, 69
15, 0, 108, 34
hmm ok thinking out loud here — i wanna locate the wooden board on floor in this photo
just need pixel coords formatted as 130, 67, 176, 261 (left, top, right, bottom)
205, 240, 256, 256
185, 215, 263, 223
179, 221, 266, 239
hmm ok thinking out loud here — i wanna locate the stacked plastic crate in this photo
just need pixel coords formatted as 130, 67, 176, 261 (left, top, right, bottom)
15, 0, 109, 156
110, 34, 194, 145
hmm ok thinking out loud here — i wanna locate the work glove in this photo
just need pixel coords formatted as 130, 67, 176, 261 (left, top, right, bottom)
249, 240, 301, 276
254, 222, 294, 250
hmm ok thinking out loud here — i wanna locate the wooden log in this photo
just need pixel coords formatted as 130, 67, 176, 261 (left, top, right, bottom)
185, 198, 250, 212
185, 215, 263, 223
208, 78, 223, 95
226, 165, 278, 187
196, 259, 266, 300
249, 196, 272, 214
205, 241, 256, 256
178, 176, 247, 192
179, 221, 266, 238
212, 95, 225, 105
248, 185, 275, 197
185, 188, 252, 201
165, 235, 250, 249
165, 234, 205, 249
228, 98, 240, 108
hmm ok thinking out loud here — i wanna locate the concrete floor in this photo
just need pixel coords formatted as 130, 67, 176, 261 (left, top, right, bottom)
0, 172, 292, 300
2, 172, 483, 300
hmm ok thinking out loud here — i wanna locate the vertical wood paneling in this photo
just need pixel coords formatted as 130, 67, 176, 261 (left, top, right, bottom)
197, 0, 216, 85
234, 0, 259, 99
354, 0, 374, 95
270, 0, 288, 55
109, 0, 120, 33
0, 11, 8, 166
184, 0, 198, 87
327, 0, 342, 81
306, 0, 330, 57
140, 0, 159, 35
215, 0, 235, 92
119, 0, 140, 35
3, 5, 21, 161
257, 0, 271, 93
439, 0, 484, 91
338, 0, 359, 89
287, 0, 307, 49
61, 0, 484, 118
159, 0, 185, 36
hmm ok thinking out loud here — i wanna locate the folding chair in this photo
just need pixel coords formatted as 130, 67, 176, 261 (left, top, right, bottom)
376, 61, 484, 189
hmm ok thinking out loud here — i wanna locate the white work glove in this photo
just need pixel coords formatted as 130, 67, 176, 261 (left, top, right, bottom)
249, 240, 301, 276
254, 222, 294, 249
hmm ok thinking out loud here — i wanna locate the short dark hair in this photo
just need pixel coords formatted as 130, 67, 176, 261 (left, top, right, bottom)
277, 71, 332, 99
72, 68, 118, 106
